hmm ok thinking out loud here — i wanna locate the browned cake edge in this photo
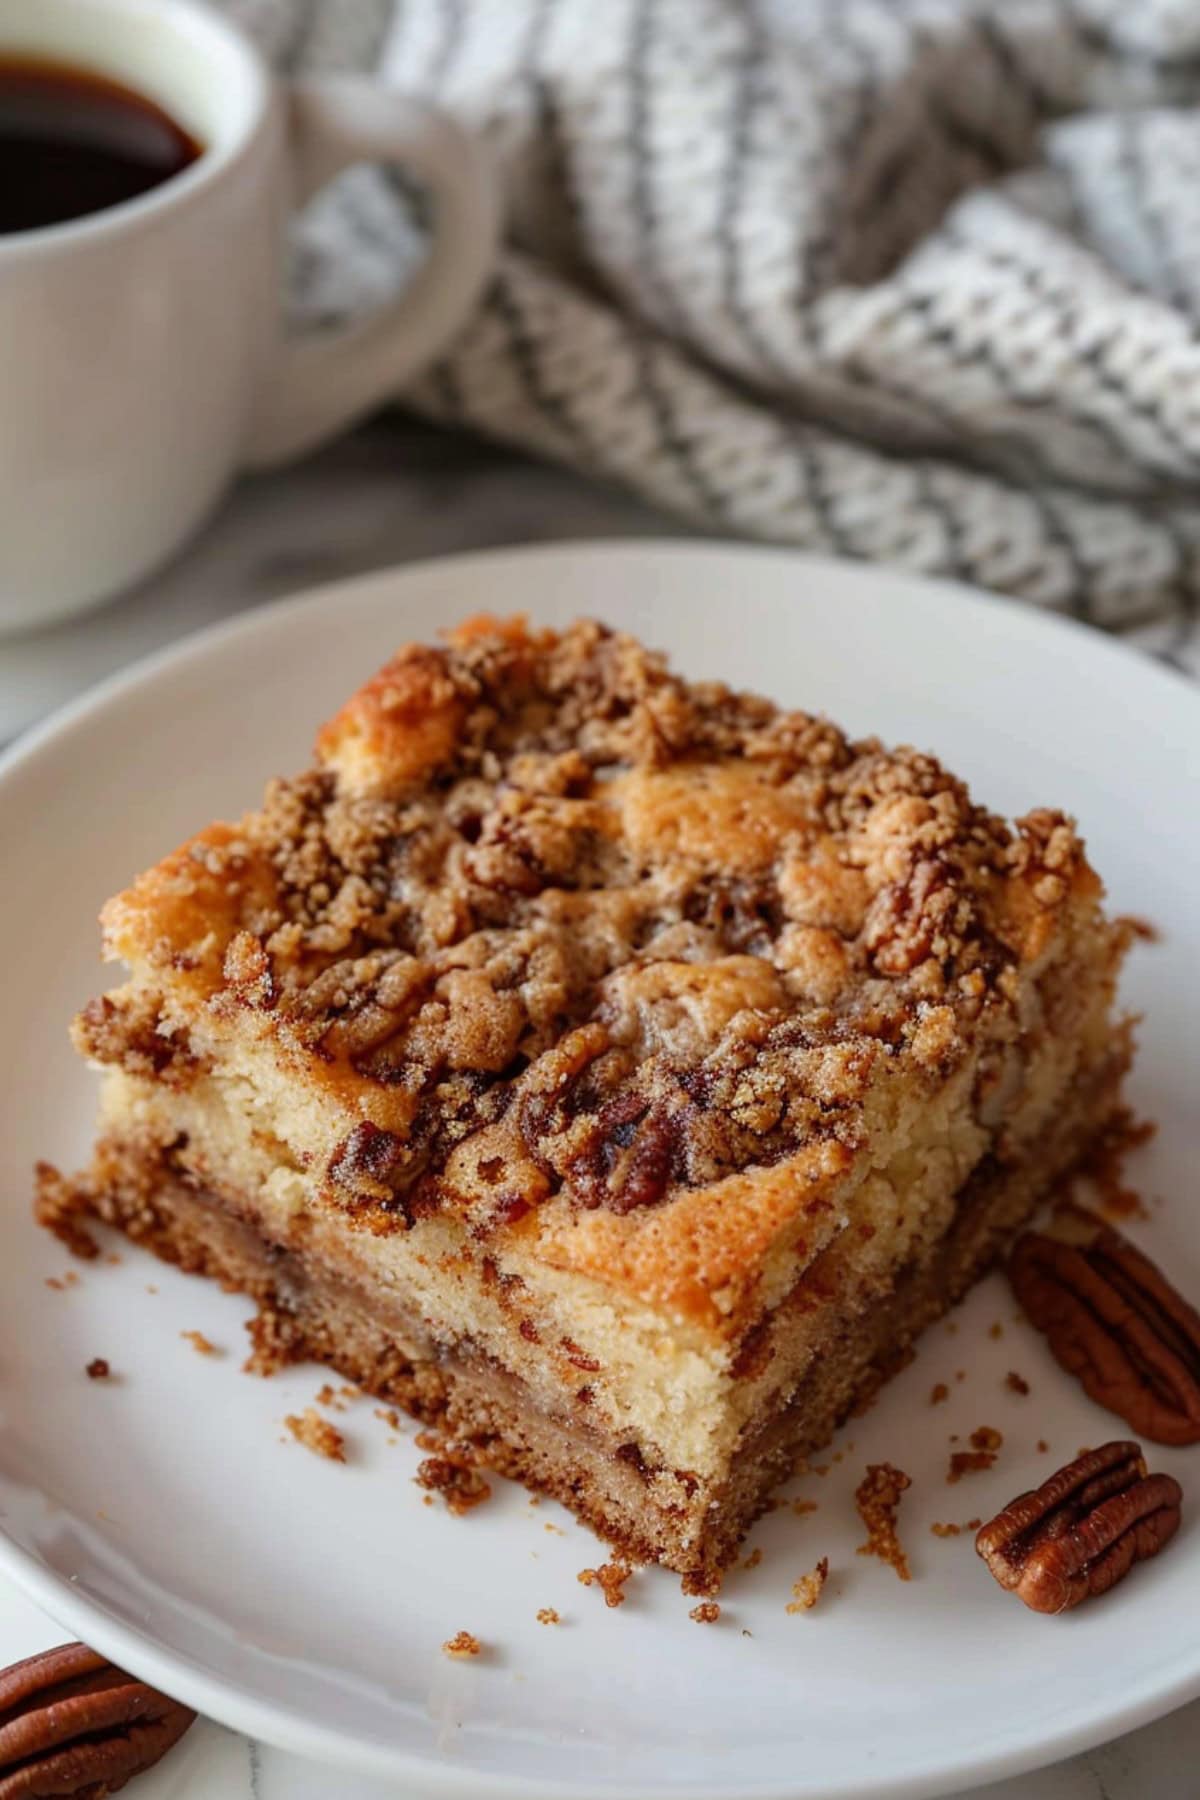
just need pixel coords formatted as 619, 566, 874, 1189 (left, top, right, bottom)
37, 1044, 1127, 1591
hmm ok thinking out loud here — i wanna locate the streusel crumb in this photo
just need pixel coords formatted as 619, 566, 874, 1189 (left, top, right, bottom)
285, 1407, 346, 1462
855, 1464, 911, 1580
948, 1426, 1002, 1484
442, 1631, 482, 1659
578, 1562, 632, 1608
786, 1557, 829, 1612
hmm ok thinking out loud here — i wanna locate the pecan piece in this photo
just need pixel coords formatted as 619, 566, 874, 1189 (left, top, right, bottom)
975, 1441, 1182, 1614
1009, 1210, 1200, 1445
0, 1640, 195, 1797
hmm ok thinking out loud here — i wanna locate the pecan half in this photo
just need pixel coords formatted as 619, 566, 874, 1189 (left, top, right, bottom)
975, 1441, 1182, 1613
0, 1641, 195, 1797
1009, 1209, 1200, 1445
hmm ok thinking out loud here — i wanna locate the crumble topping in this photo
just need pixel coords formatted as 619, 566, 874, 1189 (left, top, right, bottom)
535, 1608, 560, 1625
1005, 1371, 1030, 1396
786, 1557, 830, 1612
929, 1382, 949, 1405
85, 1358, 110, 1380
855, 1463, 912, 1580
285, 1407, 346, 1462
89, 618, 1102, 1232
441, 1631, 482, 1659
181, 1330, 218, 1356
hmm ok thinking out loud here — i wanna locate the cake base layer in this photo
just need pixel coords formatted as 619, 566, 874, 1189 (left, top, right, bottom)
40, 1050, 1126, 1589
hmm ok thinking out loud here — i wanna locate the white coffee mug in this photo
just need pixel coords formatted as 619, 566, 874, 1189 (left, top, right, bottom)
0, 0, 500, 632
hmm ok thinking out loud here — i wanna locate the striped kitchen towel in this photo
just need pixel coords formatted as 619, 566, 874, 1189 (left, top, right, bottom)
223, 0, 1200, 669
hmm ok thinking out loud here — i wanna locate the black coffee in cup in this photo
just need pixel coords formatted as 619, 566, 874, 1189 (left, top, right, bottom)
0, 56, 201, 233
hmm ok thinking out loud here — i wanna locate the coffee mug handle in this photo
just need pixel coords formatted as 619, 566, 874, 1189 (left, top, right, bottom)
244, 79, 500, 469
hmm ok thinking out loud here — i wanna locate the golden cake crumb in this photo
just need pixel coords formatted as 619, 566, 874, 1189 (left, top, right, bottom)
742, 1547, 763, 1571
689, 1601, 721, 1623
374, 1406, 403, 1430
180, 1330, 218, 1356
285, 1407, 346, 1462
786, 1557, 830, 1612
536, 1607, 560, 1625
854, 1464, 911, 1580
415, 1440, 492, 1515
948, 1426, 1002, 1483
791, 1498, 819, 1518
929, 1382, 949, 1405
1004, 1370, 1029, 1395
988, 1321, 1004, 1340
578, 1562, 632, 1608
442, 1631, 482, 1659
85, 1357, 110, 1380
1037, 1438, 1050, 1453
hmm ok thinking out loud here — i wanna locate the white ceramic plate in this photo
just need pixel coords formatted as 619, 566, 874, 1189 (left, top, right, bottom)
2, 543, 1198, 1800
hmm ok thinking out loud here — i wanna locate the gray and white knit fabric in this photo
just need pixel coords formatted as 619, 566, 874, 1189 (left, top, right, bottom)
221, 0, 1200, 669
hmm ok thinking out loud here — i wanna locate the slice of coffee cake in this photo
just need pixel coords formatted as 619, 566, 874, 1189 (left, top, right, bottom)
38, 615, 1131, 1589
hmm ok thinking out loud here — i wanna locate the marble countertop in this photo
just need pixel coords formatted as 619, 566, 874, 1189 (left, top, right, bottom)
2, 418, 1195, 1799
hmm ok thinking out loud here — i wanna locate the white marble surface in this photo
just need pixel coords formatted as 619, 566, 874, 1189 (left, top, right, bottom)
2, 419, 1196, 1798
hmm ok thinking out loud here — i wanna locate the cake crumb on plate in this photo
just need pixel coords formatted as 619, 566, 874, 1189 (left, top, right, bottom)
786, 1558, 830, 1613
855, 1465, 911, 1580
578, 1562, 632, 1608
442, 1631, 482, 1659
948, 1427, 1003, 1484
285, 1407, 346, 1462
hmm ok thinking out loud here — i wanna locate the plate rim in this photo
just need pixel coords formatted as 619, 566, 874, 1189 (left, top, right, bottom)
3, 537, 1199, 1800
